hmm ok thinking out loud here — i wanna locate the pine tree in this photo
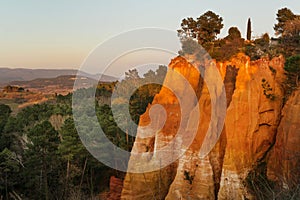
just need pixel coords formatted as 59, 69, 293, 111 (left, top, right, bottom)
23, 121, 61, 200
274, 7, 296, 36
178, 11, 224, 47
247, 18, 252, 40
285, 55, 300, 89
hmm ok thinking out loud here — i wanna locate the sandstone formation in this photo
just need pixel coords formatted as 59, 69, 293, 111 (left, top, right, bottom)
103, 176, 124, 200
217, 54, 285, 199
121, 54, 299, 200
267, 88, 300, 195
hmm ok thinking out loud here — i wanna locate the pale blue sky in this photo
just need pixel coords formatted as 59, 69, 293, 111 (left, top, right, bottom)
0, 0, 299, 75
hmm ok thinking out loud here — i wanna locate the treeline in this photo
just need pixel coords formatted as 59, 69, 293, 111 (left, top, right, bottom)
178, 7, 300, 95
0, 66, 167, 200
178, 8, 300, 59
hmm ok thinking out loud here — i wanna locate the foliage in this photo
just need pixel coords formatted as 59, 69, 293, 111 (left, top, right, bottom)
97, 104, 130, 150
245, 33, 271, 60
261, 79, 275, 100
179, 37, 202, 55
284, 55, 300, 95
177, 7, 299, 63
96, 82, 116, 97
58, 117, 109, 197
211, 27, 244, 61
180, 26, 244, 61
178, 10, 224, 50
0, 104, 12, 151
0, 148, 22, 199
97, 66, 167, 150
0, 104, 25, 170
56, 92, 72, 104
274, 8, 297, 36
16, 103, 55, 127
59, 118, 86, 161
279, 17, 300, 57
0, 65, 168, 199
177, 8, 299, 63
196, 11, 224, 44
247, 18, 252, 40
282, 17, 300, 38
256, 33, 270, 46
23, 121, 61, 200
227, 27, 242, 40
245, 162, 300, 200
273, 8, 300, 57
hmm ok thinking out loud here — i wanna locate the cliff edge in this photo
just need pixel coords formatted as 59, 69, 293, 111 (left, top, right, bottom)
121, 54, 299, 199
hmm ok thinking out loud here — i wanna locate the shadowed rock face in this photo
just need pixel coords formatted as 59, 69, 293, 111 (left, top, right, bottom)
121, 54, 298, 200
267, 89, 300, 192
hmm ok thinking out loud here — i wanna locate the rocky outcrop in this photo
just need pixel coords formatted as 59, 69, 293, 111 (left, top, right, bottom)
121, 54, 293, 199
267, 88, 300, 195
121, 56, 200, 200
217, 54, 285, 199
108, 176, 124, 200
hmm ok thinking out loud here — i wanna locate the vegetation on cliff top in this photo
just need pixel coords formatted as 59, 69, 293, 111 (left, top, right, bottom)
178, 8, 299, 62
178, 8, 300, 99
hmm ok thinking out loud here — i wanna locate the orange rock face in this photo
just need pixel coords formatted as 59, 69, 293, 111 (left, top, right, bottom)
267, 89, 300, 192
218, 54, 285, 199
121, 54, 299, 200
108, 176, 124, 200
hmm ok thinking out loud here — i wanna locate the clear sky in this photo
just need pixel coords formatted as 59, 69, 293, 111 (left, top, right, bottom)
0, 0, 299, 75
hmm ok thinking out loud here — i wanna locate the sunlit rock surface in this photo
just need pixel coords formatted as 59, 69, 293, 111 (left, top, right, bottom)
267, 88, 300, 192
121, 54, 299, 200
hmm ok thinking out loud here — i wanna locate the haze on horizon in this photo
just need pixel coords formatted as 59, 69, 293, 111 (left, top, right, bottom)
0, 0, 299, 76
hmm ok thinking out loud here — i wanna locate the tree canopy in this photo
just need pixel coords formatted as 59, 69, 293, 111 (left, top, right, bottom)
178, 11, 224, 47
284, 54, 300, 89
274, 8, 297, 36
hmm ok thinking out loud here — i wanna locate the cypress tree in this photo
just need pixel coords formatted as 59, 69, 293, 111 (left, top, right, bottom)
247, 18, 252, 40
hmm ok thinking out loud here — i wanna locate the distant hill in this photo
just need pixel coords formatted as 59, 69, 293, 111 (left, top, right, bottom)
0, 68, 117, 85
9, 75, 103, 91
0, 74, 116, 111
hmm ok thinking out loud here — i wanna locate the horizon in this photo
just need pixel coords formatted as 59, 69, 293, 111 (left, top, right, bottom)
0, 64, 167, 80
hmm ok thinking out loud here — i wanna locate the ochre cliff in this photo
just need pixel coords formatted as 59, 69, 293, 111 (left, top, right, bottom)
267, 88, 300, 194
121, 54, 298, 199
